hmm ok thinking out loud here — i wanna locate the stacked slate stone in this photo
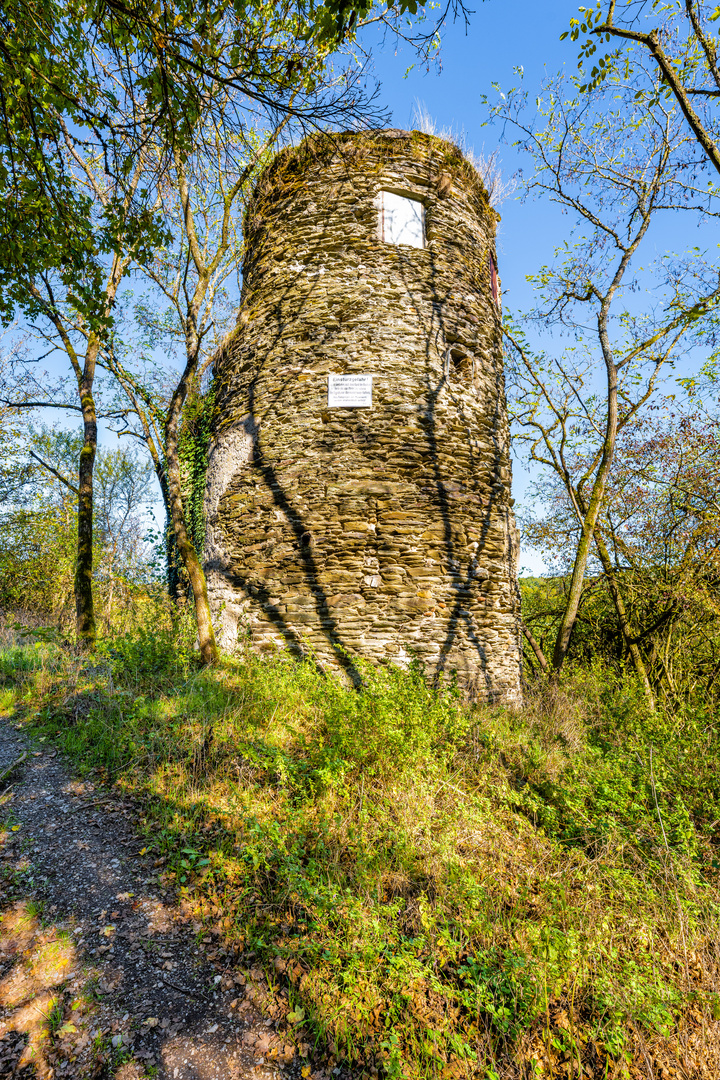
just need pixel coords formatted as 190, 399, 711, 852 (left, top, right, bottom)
204, 128, 523, 703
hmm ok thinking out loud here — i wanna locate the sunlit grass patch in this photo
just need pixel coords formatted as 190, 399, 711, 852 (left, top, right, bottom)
0, 901, 82, 1078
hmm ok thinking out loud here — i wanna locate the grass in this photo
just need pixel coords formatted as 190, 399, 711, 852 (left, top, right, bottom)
2, 616, 720, 1079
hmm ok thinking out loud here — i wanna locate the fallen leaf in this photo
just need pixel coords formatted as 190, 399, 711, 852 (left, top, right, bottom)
10, 825, 20, 832
139, 847, 148, 855
58, 1022, 77, 1036
287, 1008, 305, 1025
144, 1017, 159, 1028
116, 892, 133, 902
302, 1067, 311, 1078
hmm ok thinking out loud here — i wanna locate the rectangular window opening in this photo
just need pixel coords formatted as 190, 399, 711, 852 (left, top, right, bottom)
378, 191, 425, 248
445, 347, 473, 384
489, 253, 500, 307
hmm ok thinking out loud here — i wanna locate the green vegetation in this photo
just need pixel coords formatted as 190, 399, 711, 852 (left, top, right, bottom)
3, 608, 719, 1079
1, 4, 719, 1078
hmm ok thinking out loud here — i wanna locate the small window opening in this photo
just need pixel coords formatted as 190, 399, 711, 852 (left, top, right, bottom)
445, 347, 474, 383
378, 191, 425, 248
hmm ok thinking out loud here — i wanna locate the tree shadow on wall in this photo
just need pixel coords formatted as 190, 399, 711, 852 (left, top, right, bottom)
206, 140, 519, 697
391, 239, 517, 700
207, 240, 365, 686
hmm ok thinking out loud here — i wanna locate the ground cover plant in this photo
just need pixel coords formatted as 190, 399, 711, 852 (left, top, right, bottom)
1, 612, 720, 1079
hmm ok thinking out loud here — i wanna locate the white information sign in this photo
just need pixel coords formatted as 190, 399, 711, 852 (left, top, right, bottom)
327, 374, 373, 408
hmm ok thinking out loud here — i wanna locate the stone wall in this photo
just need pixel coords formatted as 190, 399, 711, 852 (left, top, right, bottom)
204, 128, 523, 702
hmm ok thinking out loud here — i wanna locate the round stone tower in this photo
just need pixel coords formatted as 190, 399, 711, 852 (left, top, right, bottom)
204, 129, 522, 702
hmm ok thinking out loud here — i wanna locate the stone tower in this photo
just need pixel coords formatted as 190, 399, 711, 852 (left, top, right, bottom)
204, 129, 522, 702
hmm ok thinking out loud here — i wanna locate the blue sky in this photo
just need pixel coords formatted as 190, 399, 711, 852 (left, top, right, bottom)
366, 1, 719, 573
366, 0, 581, 571
369, 0, 576, 299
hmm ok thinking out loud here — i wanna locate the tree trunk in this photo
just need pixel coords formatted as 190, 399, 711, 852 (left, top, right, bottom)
594, 532, 655, 710
551, 449, 617, 671
522, 622, 549, 673
552, 314, 619, 672
75, 381, 97, 645
164, 433, 217, 663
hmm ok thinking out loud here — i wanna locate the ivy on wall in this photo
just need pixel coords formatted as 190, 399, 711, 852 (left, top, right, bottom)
179, 384, 214, 553
167, 383, 214, 600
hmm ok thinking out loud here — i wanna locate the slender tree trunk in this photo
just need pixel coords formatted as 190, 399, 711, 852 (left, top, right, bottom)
522, 622, 549, 673
72, 259, 127, 644
164, 338, 218, 664
552, 313, 619, 671
594, 533, 655, 709
164, 431, 217, 663
162, 480, 189, 604
552, 454, 618, 670
75, 372, 98, 645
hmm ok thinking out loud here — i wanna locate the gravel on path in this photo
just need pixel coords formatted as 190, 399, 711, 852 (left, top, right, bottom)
0, 721, 311, 1080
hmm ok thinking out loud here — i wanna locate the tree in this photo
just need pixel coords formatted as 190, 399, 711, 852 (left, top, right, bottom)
0, 123, 158, 644
570, 1, 720, 176
0, 424, 154, 625
103, 112, 278, 662
600, 406, 720, 699
492, 63, 720, 684
522, 401, 720, 702
1, 0, 464, 657
0, 0, 456, 310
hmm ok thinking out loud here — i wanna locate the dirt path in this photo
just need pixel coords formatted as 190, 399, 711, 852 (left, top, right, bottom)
0, 720, 309, 1080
